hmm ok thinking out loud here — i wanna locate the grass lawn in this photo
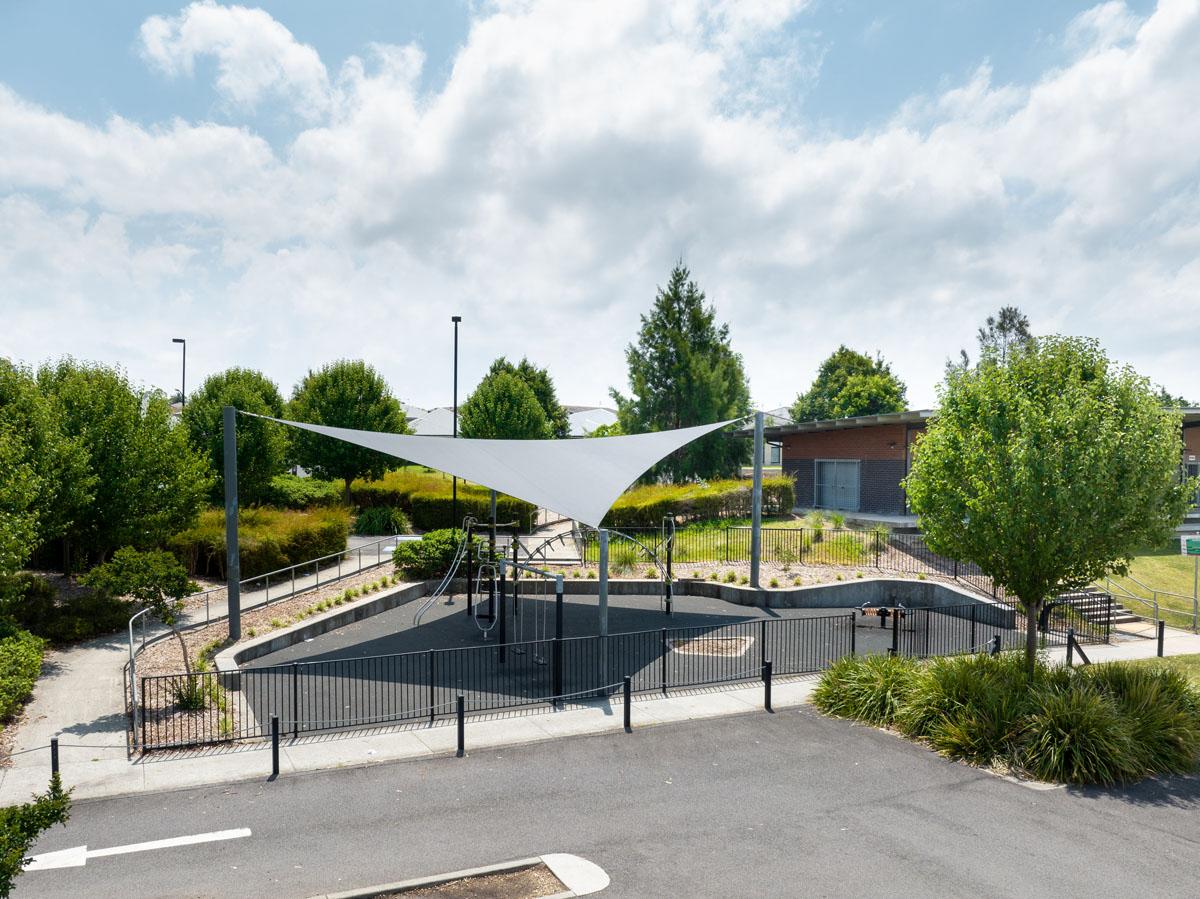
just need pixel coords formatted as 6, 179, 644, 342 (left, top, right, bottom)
1126, 653, 1200, 689
1106, 542, 1199, 623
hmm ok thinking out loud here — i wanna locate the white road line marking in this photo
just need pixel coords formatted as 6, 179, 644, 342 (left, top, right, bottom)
26, 828, 251, 871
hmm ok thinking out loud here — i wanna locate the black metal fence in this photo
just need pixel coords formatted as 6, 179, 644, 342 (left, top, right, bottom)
138, 613, 858, 750
135, 599, 1084, 751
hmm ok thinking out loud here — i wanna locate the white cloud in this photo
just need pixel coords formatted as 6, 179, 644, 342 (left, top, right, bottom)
140, 1, 331, 119
2, 0, 1200, 410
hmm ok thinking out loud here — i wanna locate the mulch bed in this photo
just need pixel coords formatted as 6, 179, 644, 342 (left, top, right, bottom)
383, 863, 565, 898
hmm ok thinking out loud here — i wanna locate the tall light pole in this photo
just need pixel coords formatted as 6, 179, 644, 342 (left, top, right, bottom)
172, 338, 187, 409
451, 316, 462, 530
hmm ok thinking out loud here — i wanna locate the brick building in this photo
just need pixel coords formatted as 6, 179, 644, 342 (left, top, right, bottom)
759, 408, 1200, 531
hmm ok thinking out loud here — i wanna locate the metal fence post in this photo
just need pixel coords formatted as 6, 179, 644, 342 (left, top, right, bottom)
50, 737, 59, 777
849, 613, 856, 656
429, 651, 437, 724
990, 635, 1000, 656
970, 604, 977, 650
1066, 628, 1075, 667
140, 677, 147, 750
456, 694, 465, 757
890, 608, 900, 655
291, 663, 299, 740
1157, 619, 1166, 658
660, 628, 668, 695
623, 675, 632, 731
270, 715, 279, 778
763, 660, 773, 712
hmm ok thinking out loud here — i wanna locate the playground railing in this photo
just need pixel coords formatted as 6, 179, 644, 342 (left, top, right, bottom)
134, 599, 1087, 752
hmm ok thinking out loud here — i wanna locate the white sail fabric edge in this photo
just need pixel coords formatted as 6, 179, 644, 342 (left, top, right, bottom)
250, 415, 737, 528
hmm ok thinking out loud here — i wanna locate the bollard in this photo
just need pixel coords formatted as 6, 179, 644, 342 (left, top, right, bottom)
50, 737, 59, 777
270, 715, 279, 779
623, 676, 632, 732
1157, 619, 1166, 658
456, 695, 465, 758
1066, 628, 1075, 667
763, 659, 773, 712
990, 635, 1001, 657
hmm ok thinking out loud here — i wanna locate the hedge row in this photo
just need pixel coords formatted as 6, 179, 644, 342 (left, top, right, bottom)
603, 476, 795, 528
0, 627, 45, 721
350, 469, 536, 532
168, 506, 351, 579
264, 473, 343, 509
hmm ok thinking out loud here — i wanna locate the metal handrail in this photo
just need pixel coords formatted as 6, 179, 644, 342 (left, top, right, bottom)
1103, 575, 1198, 632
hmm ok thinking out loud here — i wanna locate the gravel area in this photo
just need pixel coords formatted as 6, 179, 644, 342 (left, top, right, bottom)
388, 864, 564, 898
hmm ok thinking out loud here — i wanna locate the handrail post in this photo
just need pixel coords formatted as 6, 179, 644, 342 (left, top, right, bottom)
623, 675, 632, 731
1066, 627, 1075, 667
456, 694, 465, 757
763, 659, 773, 712
1157, 619, 1166, 658
291, 663, 299, 740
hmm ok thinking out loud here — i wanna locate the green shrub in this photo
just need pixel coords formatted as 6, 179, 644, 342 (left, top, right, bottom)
812, 654, 924, 727
898, 653, 1032, 764
830, 512, 846, 528
723, 570, 737, 584
264, 473, 342, 509
168, 506, 351, 578
769, 577, 779, 588
353, 506, 412, 536
393, 529, 476, 580
169, 674, 208, 711
1014, 686, 1140, 785
0, 573, 134, 644
1082, 664, 1200, 774
350, 470, 535, 532
601, 476, 795, 528
0, 628, 45, 720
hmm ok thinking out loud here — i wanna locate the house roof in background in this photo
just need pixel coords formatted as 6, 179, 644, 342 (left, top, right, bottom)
735, 409, 935, 438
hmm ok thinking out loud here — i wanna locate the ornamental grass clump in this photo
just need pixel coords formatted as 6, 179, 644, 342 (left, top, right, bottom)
813, 653, 1200, 785
811, 654, 924, 727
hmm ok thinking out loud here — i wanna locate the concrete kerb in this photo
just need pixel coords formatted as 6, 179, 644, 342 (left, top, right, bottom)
214, 580, 433, 684
307, 852, 608, 899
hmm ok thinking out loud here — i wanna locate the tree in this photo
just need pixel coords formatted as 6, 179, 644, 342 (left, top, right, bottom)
905, 336, 1197, 676
459, 371, 550, 440
611, 264, 751, 480
183, 368, 289, 505
0, 426, 40, 599
37, 360, 211, 569
486, 357, 570, 438
288, 360, 408, 502
955, 306, 1034, 370
791, 346, 907, 422
1155, 386, 1194, 408
586, 422, 623, 438
0, 361, 94, 554
0, 775, 70, 895
83, 547, 198, 673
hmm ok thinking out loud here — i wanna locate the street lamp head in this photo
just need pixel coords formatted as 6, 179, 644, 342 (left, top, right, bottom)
451, 316, 462, 323
172, 338, 186, 344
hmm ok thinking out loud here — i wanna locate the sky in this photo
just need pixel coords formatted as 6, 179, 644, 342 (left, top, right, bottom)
1, 0, 1194, 414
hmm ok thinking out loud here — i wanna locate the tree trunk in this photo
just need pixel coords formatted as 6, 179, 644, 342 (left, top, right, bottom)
343, 477, 353, 506
1024, 597, 1042, 679
174, 626, 192, 677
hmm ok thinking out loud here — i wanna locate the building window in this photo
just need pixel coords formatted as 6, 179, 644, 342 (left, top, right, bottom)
815, 459, 860, 512
767, 443, 781, 465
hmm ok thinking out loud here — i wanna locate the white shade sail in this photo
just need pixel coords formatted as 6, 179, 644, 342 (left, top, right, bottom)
251, 414, 737, 528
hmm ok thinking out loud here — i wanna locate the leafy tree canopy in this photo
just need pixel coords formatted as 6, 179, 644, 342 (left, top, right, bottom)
611, 264, 751, 480
791, 346, 907, 422
1155, 385, 1194, 408
0, 425, 40, 594
0, 774, 70, 896
0, 360, 94, 550
459, 371, 550, 440
288, 360, 408, 500
37, 359, 211, 569
486, 357, 569, 438
83, 546, 198, 672
905, 336, 1197, 674
586, 422, 623, 438
183, 368, 289, 505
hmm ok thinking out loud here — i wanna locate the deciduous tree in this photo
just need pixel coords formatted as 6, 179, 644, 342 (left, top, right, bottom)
485, 357, 569, 438
459, 371, 550, 440
0, 775, 70, 895
288, 360, 408, 502
905, 336, 1197, 675
791, 346, 906, 422
183, 368, 289, 505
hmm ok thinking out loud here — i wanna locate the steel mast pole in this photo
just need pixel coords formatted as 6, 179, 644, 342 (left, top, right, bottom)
750, 411, 764, 589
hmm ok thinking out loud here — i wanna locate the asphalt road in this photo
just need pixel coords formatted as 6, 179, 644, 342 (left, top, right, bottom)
20, 708, 1199, 898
